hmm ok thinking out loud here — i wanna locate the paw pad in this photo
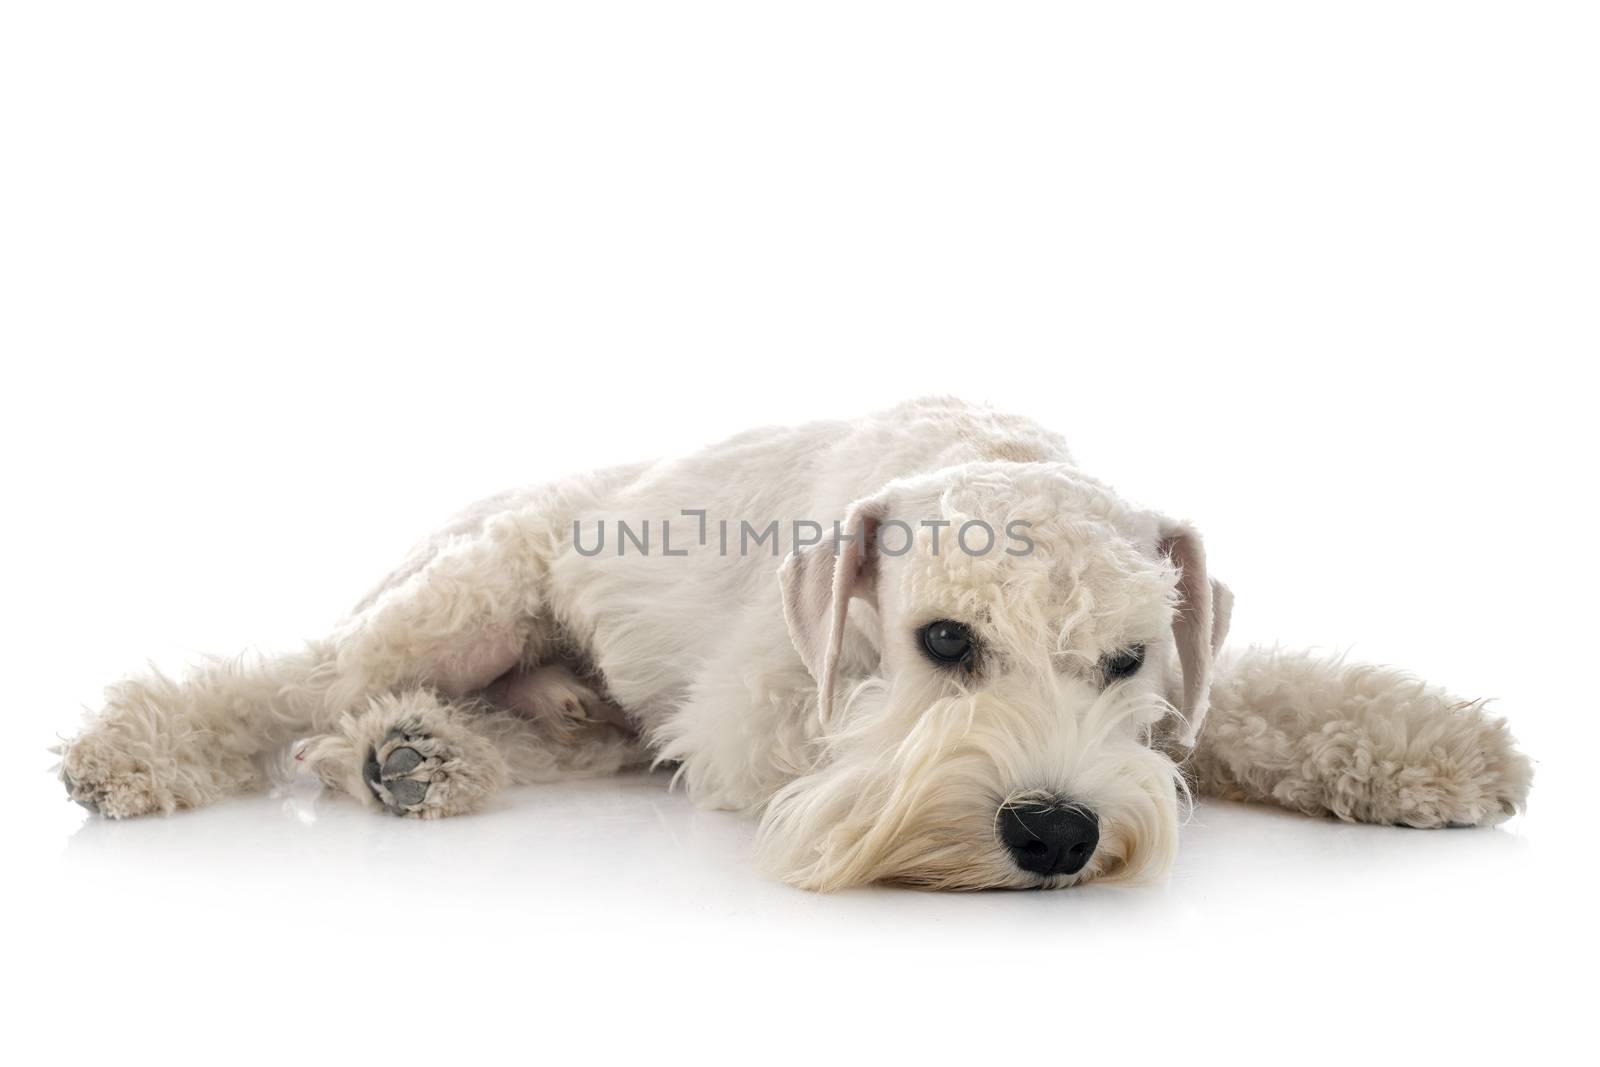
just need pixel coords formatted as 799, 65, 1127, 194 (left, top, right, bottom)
61, 768, 98, 812
364, 727, 442, 815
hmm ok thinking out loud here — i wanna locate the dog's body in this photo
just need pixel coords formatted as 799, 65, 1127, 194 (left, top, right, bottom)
58, 397, 1532, 889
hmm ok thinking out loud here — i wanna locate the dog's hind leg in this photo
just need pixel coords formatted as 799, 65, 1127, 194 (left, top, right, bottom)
299, 671, 643, 818
297, 689, 511, 818
59, 641, 342, 817
59, 498, 582, 817
1188, 648, 1532, 827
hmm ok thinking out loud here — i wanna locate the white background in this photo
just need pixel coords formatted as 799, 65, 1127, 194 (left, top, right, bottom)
3, 2, 1596, 1063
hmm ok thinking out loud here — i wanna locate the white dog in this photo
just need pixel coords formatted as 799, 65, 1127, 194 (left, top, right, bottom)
57, 397, 1532, 889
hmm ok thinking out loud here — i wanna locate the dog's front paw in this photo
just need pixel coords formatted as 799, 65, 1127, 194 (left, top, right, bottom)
1281, 702, 1532, 828
361, 721, 503, 819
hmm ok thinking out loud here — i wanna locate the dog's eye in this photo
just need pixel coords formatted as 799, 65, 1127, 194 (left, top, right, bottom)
920, 620, 974, 665
1101, 645, 1145, 683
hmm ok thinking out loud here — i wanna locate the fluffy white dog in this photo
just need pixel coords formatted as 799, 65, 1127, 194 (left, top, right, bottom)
57, 397, 1532, 889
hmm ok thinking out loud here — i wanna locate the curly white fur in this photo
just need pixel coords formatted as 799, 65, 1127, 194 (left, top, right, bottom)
55, 396, 1532, 890
1194, 648, 1530, 828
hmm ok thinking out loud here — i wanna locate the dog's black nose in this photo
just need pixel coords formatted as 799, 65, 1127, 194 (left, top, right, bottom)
999, 801, 1099, 877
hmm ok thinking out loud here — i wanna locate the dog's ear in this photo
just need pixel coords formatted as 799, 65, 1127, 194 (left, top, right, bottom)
1158, 520, 1233, 747
779, 495, 887, 729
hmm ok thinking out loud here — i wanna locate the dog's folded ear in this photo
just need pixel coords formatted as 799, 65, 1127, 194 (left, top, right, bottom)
1158, 520, 1233, 747
779, 494, 888, 729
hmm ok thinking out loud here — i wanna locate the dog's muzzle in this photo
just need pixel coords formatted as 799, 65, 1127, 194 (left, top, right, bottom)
998, 800, 1100, 877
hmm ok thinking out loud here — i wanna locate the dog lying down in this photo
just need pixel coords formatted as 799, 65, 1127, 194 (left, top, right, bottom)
57, 397, 1531, 890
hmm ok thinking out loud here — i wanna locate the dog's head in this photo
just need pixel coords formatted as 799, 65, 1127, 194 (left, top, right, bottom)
773, 462, 1230, 890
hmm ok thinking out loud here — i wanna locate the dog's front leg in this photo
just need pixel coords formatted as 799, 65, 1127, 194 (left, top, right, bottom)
1188, 648, 1532, 827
